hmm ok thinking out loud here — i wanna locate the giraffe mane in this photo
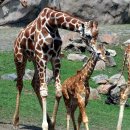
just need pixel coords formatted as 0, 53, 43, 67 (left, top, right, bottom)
45, 6, 89, 23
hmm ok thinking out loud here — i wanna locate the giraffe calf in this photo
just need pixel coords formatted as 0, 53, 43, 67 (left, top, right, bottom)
62, 43, 108, 130
62, 77, 90, 130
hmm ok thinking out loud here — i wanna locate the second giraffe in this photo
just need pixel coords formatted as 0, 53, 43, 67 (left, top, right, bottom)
62, 43, 108, 130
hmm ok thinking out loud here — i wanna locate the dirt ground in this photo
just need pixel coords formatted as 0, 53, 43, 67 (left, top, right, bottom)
0, 121, 65, 130
0, 122, 42, 130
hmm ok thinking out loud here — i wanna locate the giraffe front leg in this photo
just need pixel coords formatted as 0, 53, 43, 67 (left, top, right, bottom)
117, 87, 130, 130
77, 95, 89, 130
12, 58, 27, 128
31, 64, 52, 128
51, 57, 62, 128
35, 55, 48, 130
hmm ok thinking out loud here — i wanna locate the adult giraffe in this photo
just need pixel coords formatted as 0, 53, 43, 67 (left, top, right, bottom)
117, 40, 130, 130
12, 7, 98, 130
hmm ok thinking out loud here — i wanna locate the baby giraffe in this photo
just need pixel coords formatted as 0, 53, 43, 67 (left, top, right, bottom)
62, 43, 108, 130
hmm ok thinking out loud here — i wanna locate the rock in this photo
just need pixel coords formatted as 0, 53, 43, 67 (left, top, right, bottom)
107, 49, 117, 57
122, 39, 130, 46
61, 32, 86, 53
97, 83, 112, 94
0, 0, 60, 26
46, 68, 53, 83
91, 74, 108, 84
105, 56, 116, 67
0, 73, 17, 80
23, 69, 34, 80
89, 87, 101, 100
0, 68, 53, 83
1, 0, 130, 26
61, 0, 130, 24
105, 84, 130, 106
108, 73, 126, 87
94, 60, 106, 70
67, 54, 87, 62
99, 33, 119, 45
111, 84, 127, 96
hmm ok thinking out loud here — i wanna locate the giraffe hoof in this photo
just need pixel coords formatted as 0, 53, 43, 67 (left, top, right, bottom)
12, 117, 19, 129
12, 125, 19, 130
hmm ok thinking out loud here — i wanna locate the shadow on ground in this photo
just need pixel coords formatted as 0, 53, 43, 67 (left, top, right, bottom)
0, 122, 42, 130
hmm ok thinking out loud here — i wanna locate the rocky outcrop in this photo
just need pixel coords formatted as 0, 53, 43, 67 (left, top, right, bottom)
0, 0, 60, 26
61, 0, 130, 24
0, 0, 130, 25
0, 68, 53, 83
92, 73, 126, 95
67, 54, 87, 62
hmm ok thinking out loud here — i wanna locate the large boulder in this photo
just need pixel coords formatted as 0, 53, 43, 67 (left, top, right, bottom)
89, 87, 101, 100
0, 68, 53, 83
60, 0, 130, 24
92, 74, 109, 84
94, 60, 106, 70
0, 0, 130, 25
61, 32, 86, 53
0, 0, 60, 25
67, 53, 87, 62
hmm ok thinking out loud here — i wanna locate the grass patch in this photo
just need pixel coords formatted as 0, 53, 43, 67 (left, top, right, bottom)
0, 45, 130, 130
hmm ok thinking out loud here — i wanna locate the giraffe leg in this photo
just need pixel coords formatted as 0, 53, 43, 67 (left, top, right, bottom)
12, 58, 27, 128
117, 87, 130, 130
78, 97, 89, 130
66, 109, 71, 130
35, 53, 49, 130
31, 65, 52, 129
70, 106, 77, 130
63, 96, 71, 130
51, 57, 62, 128
77, 112, 82, 130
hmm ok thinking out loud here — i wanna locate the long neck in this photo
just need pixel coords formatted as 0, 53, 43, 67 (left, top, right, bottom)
41, 7, 84, 32
81, 53, 99, 81
126, 45, 130, 85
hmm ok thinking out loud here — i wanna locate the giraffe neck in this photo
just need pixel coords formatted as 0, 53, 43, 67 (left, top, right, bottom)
39, 7, 84, 32
80, 53, 99, 82
126, 45, 130, 85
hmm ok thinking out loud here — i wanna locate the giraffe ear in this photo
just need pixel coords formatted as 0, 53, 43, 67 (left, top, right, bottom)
93, 21, 98, 28
88, 20, 93, 28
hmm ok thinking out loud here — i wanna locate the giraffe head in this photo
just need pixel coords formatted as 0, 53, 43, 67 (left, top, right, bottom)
92, 43, 110, 61
79, 21, 98, 51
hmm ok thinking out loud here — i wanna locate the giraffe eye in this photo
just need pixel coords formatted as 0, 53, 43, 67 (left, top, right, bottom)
105, 51, 110, 56
97, 52, 101, 55
86, 35, 92, 41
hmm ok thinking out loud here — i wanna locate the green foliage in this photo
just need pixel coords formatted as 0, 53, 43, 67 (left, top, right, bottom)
0, 46, 130, 130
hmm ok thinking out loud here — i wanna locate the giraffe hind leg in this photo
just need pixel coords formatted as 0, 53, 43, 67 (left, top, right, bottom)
51, 57, 62, 128
12, 57, 27, 128
70, 106, 77, 130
